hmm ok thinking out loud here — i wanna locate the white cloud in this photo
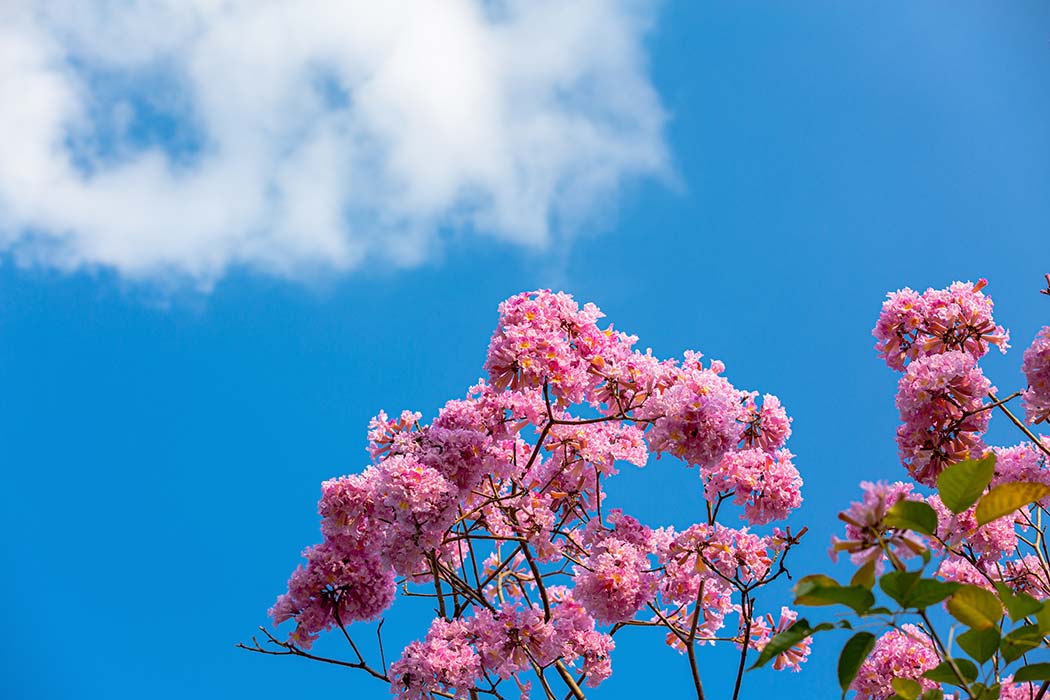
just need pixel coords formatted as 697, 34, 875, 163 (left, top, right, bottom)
0, 1, 669, 287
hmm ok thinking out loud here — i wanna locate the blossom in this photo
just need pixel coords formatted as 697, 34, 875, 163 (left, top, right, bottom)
928, 493, 1022, 563
662, 523, 775, 603
874, 287, 927, 370
895, 351, 993, 485
549, 590, 616, 688
268, 287, 809, 694
703, 447, 802, 525
993, 441, 1050, 490
367, 409, 423, 460
471, 603, 562, 679
921, 280, 1009, 358
269, 540, 396, 649
1000, 678, 1042, 700
573, 513, 658, 624
851, 625, 940, 700
644, 352, 746, 469
656, 583, 737, 651
389, 618, 481, 700
1002, 554, 1050, 599
484, 290, 624, 405
748, 607, 811, 671
937, 556, 996, 590
830, 481, 927, 571
1022, 326, 1050, 424
318, 469, 382, 546
740, 393, 792, 452
874, 280, 1008, 371
375, 456, 461, 575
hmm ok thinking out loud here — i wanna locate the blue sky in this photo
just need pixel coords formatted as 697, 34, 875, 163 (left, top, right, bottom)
2, 3, 1049, 699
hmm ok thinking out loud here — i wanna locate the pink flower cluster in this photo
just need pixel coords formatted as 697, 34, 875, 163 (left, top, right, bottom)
703, 448, 802, 526
830, 481, 927, 572
390, 593, 614, 699
872, 281, 1010, 483
1022, 326, 1050, 425
573, 511, 658, 625
747, 607, 812, 672
269, 289, 808, 694
849, 279, 1050, 698
851, 625, 940, 700
928, 492, 1022, 562
874, 280, 1008, 371
895, 351, 994, 485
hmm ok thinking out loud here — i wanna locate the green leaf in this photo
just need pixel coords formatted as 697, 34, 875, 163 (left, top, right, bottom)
891, 677, 923, 700
1001, 624, 1043, 662
922, 659, 979, 687
907, 580, 960, 609
972, 682, 1001, 700
956, 627, 999, 664
937, 454, 996, 514
880, 571, 958, 609
1036, 603, 1050, 634
919, 691, 945, 700
749, 619, 833, 670
794, 575, 874, 614
851, 559, 876, 590
838, 632, 876, 696
1013, 663, 1050, 682
976, 482, 1050, 525
881, 570, 922, 606
993, 583, 1043, 622
947, 585, 1004, 629
862, 606, 894, 617
884, 500, 939, 535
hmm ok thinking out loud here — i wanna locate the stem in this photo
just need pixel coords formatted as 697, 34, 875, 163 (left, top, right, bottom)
989, 392, 1050, 458
554, 661, 586, 700
686, 582, 707, 700
732, 594, 752, 700
520, 543, 552, 621
918, 611, 974, 699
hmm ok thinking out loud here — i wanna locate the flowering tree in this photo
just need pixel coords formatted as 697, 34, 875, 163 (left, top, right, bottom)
240, 290, 809, 700
755, 276, 1050, 700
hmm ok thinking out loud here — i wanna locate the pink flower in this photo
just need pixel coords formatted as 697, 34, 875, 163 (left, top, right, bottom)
741, 393, 793, 452
1000, 677, 1042, 700
749, 607, 811, 671
644, 352, 746, 469
936, 556, 996, 589
484, 290, 624, 405
549, 590, 616, 688
574, 514, 657, 624
830, 481, 927, 572
389, 618, 481, 700
921, 280, 1009, 358
1002, 554, 1050, 598
662, 523, 776, 603
928, 493, 1022, 563
367, 409, 423, 460
873, 280, 1008, 371
993, 441, 1050, 493
471, 603, 561, 679
703, 447, 802, 525
655, 583, 736, 651
874, 288, 928, 370
895, 351, 994, 485
269, 539, 396, 649
375, 456, 461, 575
1022, 326, 1050, 424
851, 625, 940, 700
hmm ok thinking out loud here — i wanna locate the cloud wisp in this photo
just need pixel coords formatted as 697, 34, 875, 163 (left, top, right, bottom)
0, 1, 669, 287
